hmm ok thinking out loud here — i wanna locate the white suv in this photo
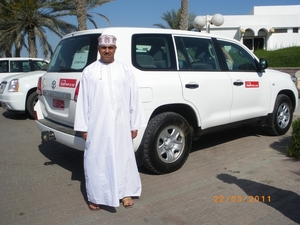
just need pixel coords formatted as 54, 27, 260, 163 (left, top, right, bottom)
0, 69, 47, 119
34, 27, 298, 174
0, 57, 48, 81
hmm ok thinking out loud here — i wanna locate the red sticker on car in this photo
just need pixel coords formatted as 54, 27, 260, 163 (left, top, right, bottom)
59, 79, 77, 88
245, 81, 259, 88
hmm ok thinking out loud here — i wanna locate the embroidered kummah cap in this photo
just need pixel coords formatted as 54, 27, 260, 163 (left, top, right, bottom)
98, 34, 117, 46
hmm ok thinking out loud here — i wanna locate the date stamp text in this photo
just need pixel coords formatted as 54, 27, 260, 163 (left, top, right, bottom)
214, 195, 271, 203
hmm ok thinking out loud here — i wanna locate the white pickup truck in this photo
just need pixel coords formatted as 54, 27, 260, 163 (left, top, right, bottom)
34, 27, 298, 174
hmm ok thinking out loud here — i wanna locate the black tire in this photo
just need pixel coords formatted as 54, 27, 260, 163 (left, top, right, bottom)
26, 91, 38, 119
143, 112, 192, 174
267, 94, 293, 136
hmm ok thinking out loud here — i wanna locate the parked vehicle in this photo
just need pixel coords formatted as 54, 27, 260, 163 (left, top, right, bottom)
0, 68, 47, 119
34, 27, 298, 174
0, 57, 48, 81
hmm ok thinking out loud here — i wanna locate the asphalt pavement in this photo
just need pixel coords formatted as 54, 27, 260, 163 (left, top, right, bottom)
0, 103, 300, 225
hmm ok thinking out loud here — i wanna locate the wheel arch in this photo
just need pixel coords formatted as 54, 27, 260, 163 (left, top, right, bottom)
149, 103, 200, 135
26, 87, 37, 105
277, 89, 297, 112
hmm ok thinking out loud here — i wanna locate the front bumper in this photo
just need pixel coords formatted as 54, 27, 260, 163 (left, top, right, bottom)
0, 92, 25, 111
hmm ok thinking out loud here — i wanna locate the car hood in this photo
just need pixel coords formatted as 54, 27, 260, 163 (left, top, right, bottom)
266, 68, 291, 77
1, 70, 47, 82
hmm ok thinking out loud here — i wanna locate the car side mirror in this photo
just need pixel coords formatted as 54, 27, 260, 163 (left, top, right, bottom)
259, 58, 268, 71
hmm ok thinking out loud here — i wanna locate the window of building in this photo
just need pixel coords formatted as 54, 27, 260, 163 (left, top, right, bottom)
274, 29, 288, 33
293, 28, 299, 33
243, 38, 253, 51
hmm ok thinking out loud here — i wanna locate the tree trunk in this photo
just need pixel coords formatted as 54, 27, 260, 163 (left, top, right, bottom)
28, 28, 37, 58
14, 48, 21, 57
5, 49, 12, 58
179, 0, 188, 30
75, 0, 87, 30
14, 41, 21, 57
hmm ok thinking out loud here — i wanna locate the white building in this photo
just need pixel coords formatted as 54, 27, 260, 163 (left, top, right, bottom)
203, 5, 300, 51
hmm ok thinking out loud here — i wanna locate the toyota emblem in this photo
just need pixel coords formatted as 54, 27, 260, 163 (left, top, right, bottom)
51, 80, 56, 89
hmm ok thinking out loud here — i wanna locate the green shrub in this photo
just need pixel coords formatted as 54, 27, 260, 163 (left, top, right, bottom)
254, 46, 300, 67
286, 118, 300, 159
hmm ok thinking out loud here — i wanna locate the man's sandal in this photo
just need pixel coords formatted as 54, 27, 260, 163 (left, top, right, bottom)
88, 202, 100, 211
121, 197, 134, 208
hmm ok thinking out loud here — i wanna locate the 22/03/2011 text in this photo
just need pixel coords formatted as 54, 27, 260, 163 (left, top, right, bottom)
214, 195, 271, 203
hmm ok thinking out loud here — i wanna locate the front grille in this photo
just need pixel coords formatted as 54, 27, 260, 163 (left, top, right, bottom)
0, 81, 7, 94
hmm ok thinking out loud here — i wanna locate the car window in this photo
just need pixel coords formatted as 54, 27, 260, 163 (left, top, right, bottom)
48, 34, 99, 72
132, 34, 175, 70
0, 60, 8, 73
217, 40, 258, 71
10, 60, 31, 73
32, 60, 48, 71
23, 61, 31, 72
174, 36, 220, 71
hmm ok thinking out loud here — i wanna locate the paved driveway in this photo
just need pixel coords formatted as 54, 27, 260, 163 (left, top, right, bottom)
0, 106, 300, 225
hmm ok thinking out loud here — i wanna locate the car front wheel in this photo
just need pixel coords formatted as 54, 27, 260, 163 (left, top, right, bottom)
267, 94, 293, 136
26, 91, 38, 119
142, 112, 193, 174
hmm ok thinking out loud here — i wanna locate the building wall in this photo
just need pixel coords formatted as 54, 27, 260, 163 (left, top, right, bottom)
206, 5, 300, 51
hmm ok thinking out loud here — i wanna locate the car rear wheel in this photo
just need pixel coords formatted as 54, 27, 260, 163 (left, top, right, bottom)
142, 112, 193, 174
267, 94, 293, 136
26, 91, 38, 119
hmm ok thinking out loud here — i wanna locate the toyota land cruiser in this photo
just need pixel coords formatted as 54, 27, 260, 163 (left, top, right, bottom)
34, 27, 298, 174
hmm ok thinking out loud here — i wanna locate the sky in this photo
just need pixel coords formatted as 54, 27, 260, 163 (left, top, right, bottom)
31, 0, 300, 58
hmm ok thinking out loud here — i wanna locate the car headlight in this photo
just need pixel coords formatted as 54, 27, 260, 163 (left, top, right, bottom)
8, 79, 19, 92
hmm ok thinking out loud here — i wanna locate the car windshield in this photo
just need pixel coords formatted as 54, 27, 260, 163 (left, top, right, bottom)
48, 34, 100, 72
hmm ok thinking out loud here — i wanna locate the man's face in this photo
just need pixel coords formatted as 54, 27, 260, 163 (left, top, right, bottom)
98, 45, 116, 63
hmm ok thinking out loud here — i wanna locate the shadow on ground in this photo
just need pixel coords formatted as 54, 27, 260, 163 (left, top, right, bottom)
38, 140, 117, 213
191, 124, 264, 152
217, 174, 300, 224
2, 110, 30, 120
270, 136, 292, 155
39, 140, 84, 181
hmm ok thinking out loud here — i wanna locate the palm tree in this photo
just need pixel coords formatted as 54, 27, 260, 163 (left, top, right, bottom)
0, 0, 114, 57
179, 0, 188, 30
0, 0, 77, 58
76, 0, 113, 30
153, 8, 195, 30
0, 0, 25, 57
51, 0, 114, 31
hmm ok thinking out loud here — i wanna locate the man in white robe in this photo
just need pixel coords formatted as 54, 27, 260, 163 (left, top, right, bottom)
74, 34, 145, 210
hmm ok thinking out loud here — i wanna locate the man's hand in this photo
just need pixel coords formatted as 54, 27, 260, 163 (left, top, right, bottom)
131, 130, 138, 139
81, 132, 87, 141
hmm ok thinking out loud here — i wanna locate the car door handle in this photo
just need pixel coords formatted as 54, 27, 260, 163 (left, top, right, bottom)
233, 81, 244, 86
185, 83, 199, 89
